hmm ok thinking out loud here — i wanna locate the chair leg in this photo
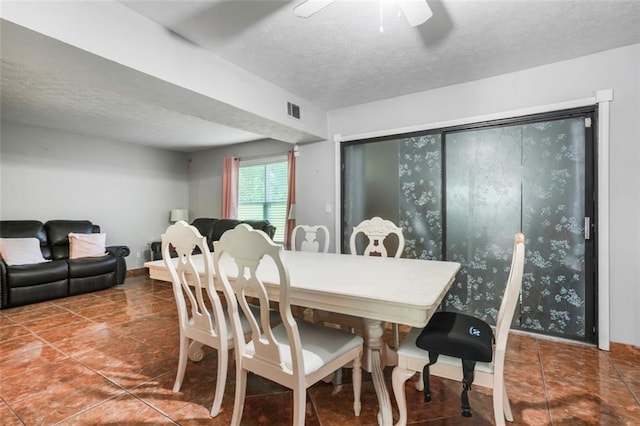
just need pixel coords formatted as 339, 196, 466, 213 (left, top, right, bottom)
493, 372, 513, 426
492, 384, 505, 426
230, 368, 247, 426
292, 386, 307, 426
173, 335, 189, 392
352, 352, 362, 416
492, 369, 511, 426
392, 323, 400, 350
503, 383, 514, 422
392, 366, 416, 426
414, 371, 424, 392
210, 346, 228, 417
332, 367, 344, 395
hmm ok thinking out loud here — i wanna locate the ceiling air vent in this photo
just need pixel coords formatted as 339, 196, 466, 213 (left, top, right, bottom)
287, 102, 301, 119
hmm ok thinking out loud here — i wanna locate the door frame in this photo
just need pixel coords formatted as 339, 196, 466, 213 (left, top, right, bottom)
334, 90, 613, 350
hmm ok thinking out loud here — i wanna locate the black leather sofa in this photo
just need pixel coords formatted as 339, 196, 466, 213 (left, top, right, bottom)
150, 218, 276, 260
0, 220, 130, 309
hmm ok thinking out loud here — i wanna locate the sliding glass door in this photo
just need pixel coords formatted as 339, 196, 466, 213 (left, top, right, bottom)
444, 126, 523, 322
342, 109, 596, 342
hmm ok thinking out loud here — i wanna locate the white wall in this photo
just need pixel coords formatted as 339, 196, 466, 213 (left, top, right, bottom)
188, 139, 293, 219
0, 121, 189, 269
295, 43, 639, 346
296, 140, 337, 251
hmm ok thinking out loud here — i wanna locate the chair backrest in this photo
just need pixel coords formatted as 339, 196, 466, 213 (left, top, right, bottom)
214, 224, 303, 376
162, 221, 228, 343
349, 216, 405, 258
494, 233, 526, 356
291, 224, 330, 253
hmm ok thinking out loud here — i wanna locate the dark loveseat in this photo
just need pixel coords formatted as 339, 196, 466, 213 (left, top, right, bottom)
150, 218, 276, 260
0, 220, 130, 309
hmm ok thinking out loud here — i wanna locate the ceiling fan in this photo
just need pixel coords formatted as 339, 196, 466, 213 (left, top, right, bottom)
293, 0, 433, 27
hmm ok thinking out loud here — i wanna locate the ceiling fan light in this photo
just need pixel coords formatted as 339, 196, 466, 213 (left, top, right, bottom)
397, 0, 433, 27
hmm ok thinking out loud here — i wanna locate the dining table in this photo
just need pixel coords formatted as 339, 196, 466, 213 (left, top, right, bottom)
144, 249, 460, 425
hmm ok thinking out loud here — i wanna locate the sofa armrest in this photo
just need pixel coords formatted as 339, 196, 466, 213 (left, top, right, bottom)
106, 245, 130, 285
241, 220, 276, 240
106, 245, 130, 258
150, 241, 162, 261
0, 260, 7, 308
264, 224, 276, 240
149, 241, 180, 260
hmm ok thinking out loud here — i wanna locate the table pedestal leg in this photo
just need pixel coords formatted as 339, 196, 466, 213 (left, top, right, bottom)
363, 318, 393, 426
188, 341, 205, 362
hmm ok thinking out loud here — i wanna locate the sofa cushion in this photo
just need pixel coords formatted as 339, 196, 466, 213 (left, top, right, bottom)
242, 220, 276, 239
46, 220, 98, 260
6, 259, 69, 288
211, 219, 241, 242
0, 238, 48, 266
0, 220, 50, 259
69, 233, 107, 259
191, 218, 218, 247
67, 255, 117, 278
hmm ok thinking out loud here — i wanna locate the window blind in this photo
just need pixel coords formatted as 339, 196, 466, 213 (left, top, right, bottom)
238, 161, 288, 242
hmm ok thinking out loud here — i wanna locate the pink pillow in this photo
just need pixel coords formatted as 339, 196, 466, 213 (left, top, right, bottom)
68, 233, 107, 259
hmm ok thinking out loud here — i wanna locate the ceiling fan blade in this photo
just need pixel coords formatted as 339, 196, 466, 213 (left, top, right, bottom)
397, 0, 433, 27
293, 0, 336, 18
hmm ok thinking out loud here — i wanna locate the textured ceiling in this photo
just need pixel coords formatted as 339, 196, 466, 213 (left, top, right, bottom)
124, 0, 640, 110
0, 59, 265, 151
1, 0, 640, 152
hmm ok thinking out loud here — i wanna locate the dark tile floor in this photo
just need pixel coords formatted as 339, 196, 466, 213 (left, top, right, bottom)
1, 276, 639, 425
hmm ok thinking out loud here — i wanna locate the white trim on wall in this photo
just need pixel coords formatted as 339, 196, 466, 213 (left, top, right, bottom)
336, 96, 602, 142
333, 91, 612, 350
239, 154, 287, 167
333, 133, 342, 254
596, 89, 613, 351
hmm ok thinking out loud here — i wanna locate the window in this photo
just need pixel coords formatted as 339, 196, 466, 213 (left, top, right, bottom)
238, 158, 288, 242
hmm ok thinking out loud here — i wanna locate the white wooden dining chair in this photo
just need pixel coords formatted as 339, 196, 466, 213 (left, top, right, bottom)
350, 216, 405, 259
162, 221, 277, 417
392, 233, 525, 426
161, 220, 232, 417
315, 216, 405, 349
214, 224, 364, 426
352, 216, 405, 348
291, 224, 330, 253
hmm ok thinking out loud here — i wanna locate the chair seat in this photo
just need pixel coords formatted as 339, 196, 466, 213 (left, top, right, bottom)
398, 327, 494, 374
246, 319, 363, 376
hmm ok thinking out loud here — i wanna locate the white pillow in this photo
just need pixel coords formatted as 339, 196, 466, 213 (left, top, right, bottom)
69, 232, 107, 259
0, 237, 48, 266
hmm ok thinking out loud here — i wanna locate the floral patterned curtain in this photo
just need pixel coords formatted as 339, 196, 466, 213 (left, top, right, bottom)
343, 115, 591, 340
520, 119, 587, 337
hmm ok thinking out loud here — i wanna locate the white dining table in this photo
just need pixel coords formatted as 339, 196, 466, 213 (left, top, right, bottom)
145, 250, 460, 425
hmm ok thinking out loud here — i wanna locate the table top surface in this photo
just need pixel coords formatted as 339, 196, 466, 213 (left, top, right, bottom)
145, 250, 460, 328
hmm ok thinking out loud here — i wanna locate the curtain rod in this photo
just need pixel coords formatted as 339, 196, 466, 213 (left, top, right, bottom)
234, 148, 294, 162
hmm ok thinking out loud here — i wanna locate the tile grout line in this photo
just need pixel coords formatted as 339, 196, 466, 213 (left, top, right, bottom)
536, 337, 555, 425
